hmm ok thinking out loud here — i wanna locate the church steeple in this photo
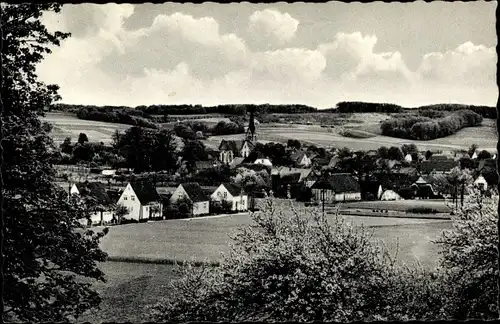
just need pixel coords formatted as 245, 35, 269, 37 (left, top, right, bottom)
246, 107, 257, 142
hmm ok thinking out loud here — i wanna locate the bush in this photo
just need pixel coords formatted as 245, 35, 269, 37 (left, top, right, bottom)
406, 207, 440, 214
148, 198, 441, 322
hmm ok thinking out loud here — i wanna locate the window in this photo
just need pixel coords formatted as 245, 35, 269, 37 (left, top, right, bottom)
217, 192, 222, 198
124, 196, 128, 200
223, 192, 227, 199
145, 206, 149, 211
131, 196, 135, 201
204, 202, 208, 209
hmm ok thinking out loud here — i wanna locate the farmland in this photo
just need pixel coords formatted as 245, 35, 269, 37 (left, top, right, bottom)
43, 111, 497, 152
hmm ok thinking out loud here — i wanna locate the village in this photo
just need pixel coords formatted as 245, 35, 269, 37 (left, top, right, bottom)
57, 110, 498, 228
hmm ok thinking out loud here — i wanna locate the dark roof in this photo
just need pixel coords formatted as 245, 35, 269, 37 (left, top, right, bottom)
420, 159, 458, 174
311, 173, 360, 193
181, 182, 210, 202
222, 183, 243, 196
195, 160, 221, 170
130, 181, 161, 204
75, 182, 113, 206
478, 158, 496, 171
219, 139, 253, 153
290, 151, 306, 163
392, 167, 418, 175
280, 172, 302, 185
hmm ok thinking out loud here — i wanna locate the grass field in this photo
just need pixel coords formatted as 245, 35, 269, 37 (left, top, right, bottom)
339, 200, 452, 213
42, 113, 132, 144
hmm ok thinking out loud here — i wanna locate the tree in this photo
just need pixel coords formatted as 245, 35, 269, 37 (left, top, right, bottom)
114, 204, 130, 224
2, 4, 108, 322
148, 198, 416, 322
388, 146, 404, 161
60, 136, 73, 154
425, 150, 433, 160
182, 139, 208, 169
78, 132, 89, 144
434, 189, 498, 319
377, 146, 389, 159
477, 150, 492, 160
401, 143, 418, 156
287, 139, 301, 150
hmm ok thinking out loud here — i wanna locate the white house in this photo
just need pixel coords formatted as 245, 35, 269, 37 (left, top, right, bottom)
380, 190, 403, 201
218, 139, 255, 164
474, 175, 488, 191
290, 151, 312, 168
116, 182, 163, 222
211, 183, 248, 212
169, 183, 210, 216
254, 158, 273, 167
404, 154, 413, 162
472, 151, 478, 159
70, 182, 114, 226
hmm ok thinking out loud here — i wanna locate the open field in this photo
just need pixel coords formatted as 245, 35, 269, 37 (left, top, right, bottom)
43, 112, 497, 152
339, 200, 452, 213
42, 113, 132, 144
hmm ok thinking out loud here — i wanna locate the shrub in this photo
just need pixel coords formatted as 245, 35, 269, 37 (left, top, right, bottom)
406, 207, 440, 214
148, 198, 439, 322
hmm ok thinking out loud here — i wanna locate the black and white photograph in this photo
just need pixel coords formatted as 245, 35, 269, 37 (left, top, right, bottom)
2, 1, 499, 322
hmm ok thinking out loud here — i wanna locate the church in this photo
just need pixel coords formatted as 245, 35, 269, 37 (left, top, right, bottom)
218, 107, 259, 165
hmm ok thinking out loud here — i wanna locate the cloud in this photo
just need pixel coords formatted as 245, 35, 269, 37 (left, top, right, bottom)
248, 9, 299, 43
251, 48, 326, 84
319, 32, 415, 85
96, 12, 250, 81
417, 41, 496, 86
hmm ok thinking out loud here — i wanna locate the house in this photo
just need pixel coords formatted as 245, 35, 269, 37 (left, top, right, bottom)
311, 173, 361, 203
229, 157, 245, 168
218, 139, 255, 164
211, 183, 248, 212
474, 175, 488, 191
195, 160, 222, 171
70, 182, 115, 226
117, 182, 163, 221
254, 158, 273, 167
169, 182, 210, 216
471, 151, 478, 159
274, 172, 302, 198
380, 189, 402, 201
327, 156, 340, 169
290, 151, 312, 168
420, 159, 458, 175
404, 154, 412, 162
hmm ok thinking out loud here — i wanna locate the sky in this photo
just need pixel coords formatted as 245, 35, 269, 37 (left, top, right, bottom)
38, 1, 498, 109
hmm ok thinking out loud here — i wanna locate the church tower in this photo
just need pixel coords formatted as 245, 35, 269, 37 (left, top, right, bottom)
246, 107, 257, 143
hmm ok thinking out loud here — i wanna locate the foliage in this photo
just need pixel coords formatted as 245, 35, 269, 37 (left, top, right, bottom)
148, 199, 405, 321
434, 189, 499, 319
114, 204, 130, 224
2, 3, 108, 321
181, 139, 208, 169
287, 139, 302, 150
113, 126, 178, 173
381, 110, 483, 140
211, 120, 245, 136
335, 101, 403, 113
78, 132, 89, 144
76, 106, 157, 128
388, 146, 404, 161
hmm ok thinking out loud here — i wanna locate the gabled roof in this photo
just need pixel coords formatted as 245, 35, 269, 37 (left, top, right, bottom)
280, 172, 302, 185
478, 158, 496, 171
290, 151, 307, 163
74, 182, 113, 206
181, 182, 210, 202
230, 157, 244, 168
221, 183, 243, 196
130, 181, 161, 204
420, 159, 458, 174
274, 167, 312, 182
219, 139, 253, 153
311, 173, 360, 193
393, 167, 418, 175
195, 160, 221, 170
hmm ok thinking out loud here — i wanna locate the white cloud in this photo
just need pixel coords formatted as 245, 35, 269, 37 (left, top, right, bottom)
417, 41, 496, 86
248, 9, 299, 43
319, 32, 415, 85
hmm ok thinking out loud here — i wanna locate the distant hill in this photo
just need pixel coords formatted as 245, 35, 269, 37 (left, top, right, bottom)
51, 102, 497, 119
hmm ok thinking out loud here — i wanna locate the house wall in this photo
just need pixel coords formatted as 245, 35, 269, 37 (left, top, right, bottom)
211, 184, 234, 202
219, 150, 234, 164
312, 189, 361, 203
90, 211, 114, 225
232, 195, 248, 211
117, 183, 142, 221
169, 185, 189, 204
193, 201, 210, 215
312, 189, 335, 203
70, 184, 79, 195
300, 155, 312, 167
335, 192, 362, 202
241, 142, 251, 158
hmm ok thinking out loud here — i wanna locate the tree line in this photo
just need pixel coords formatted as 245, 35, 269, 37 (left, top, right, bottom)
380, 110, 483, 140
76, 106, 157, 129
